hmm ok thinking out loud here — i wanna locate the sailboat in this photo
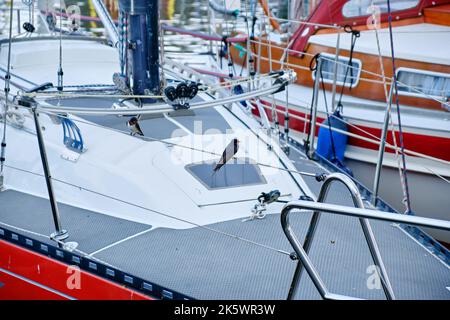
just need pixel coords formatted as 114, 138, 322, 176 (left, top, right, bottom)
0, 0, 448, 300
214, 0, 450, 243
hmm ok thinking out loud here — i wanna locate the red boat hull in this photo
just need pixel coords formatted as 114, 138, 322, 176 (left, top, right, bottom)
0, 240, 151, 300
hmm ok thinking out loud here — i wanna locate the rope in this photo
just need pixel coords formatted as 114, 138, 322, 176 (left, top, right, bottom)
303, 53, 320, 156
370, 0, 409, 213
257, 100, 450, 173
336, 25, 360, 110
118, 10, 126, 76
386, 0, 412, 214
319, 63, 337, 161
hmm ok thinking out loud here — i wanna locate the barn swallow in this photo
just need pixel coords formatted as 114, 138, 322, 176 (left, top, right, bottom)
127, 116, 144, 136
213, 138, 240, 172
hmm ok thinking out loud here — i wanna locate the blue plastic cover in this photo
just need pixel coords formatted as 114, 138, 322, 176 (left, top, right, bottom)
316, 111, 348, 163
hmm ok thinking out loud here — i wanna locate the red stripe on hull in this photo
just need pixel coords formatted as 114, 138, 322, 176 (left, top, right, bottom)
0, 240, 152, 300
256, 101, 450, 161
0, 270, 67, 300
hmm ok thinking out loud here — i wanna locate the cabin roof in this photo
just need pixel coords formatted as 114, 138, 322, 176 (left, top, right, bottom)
308, 23, 450, 66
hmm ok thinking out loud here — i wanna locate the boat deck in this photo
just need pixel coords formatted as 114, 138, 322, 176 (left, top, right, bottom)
1, 145, 449, 300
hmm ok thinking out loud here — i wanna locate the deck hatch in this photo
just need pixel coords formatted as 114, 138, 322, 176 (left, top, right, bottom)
186, 158, 267, 190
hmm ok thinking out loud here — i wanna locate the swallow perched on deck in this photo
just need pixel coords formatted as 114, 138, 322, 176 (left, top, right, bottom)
213, 138, 240, 172
127, 116, 144, 136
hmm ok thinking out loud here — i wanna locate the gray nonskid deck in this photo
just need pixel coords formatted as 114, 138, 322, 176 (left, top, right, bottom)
0, 190, 150, 254
1, 145, 448, 299
91, 197, 449, 300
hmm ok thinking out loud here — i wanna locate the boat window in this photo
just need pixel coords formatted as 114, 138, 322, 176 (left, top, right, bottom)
342, 0, 419, 18
186, 158, 267, 190
397, 68, 450, 99
312, 53, 362, 88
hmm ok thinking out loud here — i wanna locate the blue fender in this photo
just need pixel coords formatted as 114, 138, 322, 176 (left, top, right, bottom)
316, 110, 353, 176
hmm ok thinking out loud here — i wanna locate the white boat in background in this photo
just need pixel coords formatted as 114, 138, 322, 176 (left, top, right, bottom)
206, 0, 450, 243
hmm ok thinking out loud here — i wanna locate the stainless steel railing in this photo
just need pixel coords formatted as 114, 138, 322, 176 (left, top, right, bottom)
281, 172, 450, 300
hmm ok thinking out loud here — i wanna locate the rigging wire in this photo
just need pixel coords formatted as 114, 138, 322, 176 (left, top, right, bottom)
33, 96, 448, 186
243, 40, 450, 109
370, 0, 410, 213
336, 25, 360, 110
33, 108, 324, 180
303, 53, 319, 156
57, 0, 64, 93
257, 100, 450, 185
4, 163, 291, 257
0, 3, 446, 286
0, 0, 14, 178
386, 0, 412, 214
23, 71, 284, 101
265, 11, 280, 139
319, 63, 337, 161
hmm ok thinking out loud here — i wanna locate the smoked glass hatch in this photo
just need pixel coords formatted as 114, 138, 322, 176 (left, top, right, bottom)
186, 158, 267, 190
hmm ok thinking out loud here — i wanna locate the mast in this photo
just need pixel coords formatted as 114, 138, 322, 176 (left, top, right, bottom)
118, 0, 161, 100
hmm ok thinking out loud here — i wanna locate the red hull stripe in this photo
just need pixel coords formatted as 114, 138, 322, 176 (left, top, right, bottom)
256, 101, 450, 162
0, 240, 152, 300
0, 267, 73, 300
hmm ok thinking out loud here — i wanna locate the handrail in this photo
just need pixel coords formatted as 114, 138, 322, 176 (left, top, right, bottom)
25, 72, 294, 116
281, 173, 450, 300
282, 173, 394, 300
31, 106, 68, 244
283, 200, 450, 231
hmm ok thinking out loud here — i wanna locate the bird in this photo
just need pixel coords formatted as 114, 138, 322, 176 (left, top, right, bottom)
127, 116, 144, 136
213, 138, 240, 172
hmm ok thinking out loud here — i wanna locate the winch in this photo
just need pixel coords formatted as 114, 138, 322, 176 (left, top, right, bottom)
164, 81, 199, 110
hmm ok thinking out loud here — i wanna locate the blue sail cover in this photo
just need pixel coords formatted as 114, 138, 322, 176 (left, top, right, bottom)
119, 0, 160, 98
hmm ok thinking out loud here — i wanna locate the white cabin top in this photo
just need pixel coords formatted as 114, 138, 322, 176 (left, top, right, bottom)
308, 23, 450, 66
